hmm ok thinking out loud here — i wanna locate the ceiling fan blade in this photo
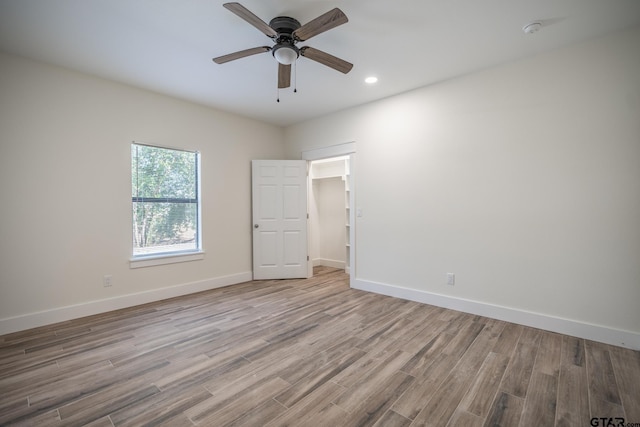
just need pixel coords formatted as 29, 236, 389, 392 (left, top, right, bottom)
300, 47, 353, 74
293, 8, 348, 41
213, 46, 271, 64
278, 64, 291, 88
223, 2, 277, 38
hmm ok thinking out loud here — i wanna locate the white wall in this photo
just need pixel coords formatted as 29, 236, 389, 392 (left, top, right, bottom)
285, 27, 640, 349
0, 52, 284, 333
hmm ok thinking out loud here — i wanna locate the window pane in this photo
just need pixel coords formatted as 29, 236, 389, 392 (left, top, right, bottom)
132, 145, 196, 199
132, 143, 200, 257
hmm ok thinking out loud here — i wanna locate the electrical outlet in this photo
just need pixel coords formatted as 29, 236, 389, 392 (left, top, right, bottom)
103, 275, 112, 287
446, 273, 455, 286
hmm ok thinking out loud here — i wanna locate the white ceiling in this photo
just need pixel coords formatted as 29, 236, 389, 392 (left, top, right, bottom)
1, 0, 640, 126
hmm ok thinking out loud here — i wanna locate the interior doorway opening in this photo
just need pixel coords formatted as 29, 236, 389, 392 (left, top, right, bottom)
308, 155, 352, 276
302, 142, 356, 281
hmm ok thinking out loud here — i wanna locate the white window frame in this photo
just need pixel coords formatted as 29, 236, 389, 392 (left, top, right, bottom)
129, 142, 204, 268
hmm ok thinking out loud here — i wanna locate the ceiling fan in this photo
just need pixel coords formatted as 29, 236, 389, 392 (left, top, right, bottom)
213, 2, 353, 92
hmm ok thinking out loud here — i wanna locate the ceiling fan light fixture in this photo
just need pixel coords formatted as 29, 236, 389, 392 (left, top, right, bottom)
214, 3, 352, 93
273, 45, 299, 65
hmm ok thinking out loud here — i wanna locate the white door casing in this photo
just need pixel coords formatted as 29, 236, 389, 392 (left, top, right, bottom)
252, 160, 309, 280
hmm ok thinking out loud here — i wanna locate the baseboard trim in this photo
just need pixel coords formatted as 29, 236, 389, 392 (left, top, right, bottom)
0, 272, 253, 336
312, 258, 346, 269
351, 278, 640, 351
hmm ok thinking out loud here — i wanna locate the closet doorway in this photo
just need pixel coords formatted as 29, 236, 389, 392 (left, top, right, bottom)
303, 142, 356, 281
309, 156, 351, 275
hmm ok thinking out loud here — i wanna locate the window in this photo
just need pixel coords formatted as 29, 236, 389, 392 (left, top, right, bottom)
131, 143, 201, 258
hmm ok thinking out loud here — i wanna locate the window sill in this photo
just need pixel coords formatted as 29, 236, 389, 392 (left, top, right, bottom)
129, 251, 205, 269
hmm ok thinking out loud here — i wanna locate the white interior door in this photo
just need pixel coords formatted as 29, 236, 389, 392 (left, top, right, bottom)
252, 160, 309, 280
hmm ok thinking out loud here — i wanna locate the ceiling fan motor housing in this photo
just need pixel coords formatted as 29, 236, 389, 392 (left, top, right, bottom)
269, 16, 301, 40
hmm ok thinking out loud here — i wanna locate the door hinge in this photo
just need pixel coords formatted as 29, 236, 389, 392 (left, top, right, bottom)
307, 255, 310, 261
307, 213, 309, 219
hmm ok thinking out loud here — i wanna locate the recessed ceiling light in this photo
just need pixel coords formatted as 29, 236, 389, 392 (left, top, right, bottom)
365, 76, 378, 84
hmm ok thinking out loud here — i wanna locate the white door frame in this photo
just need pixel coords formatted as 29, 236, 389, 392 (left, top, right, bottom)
302, 142, 356, 283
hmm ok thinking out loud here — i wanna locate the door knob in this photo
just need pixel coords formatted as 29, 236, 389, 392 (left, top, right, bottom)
254, 224, 259, 229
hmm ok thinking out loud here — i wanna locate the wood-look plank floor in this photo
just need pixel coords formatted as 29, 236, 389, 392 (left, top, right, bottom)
1, 267, 639, 426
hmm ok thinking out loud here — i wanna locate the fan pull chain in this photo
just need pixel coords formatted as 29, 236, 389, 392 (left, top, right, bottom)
277, 87, 280, 103
294, 62, 297, 93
